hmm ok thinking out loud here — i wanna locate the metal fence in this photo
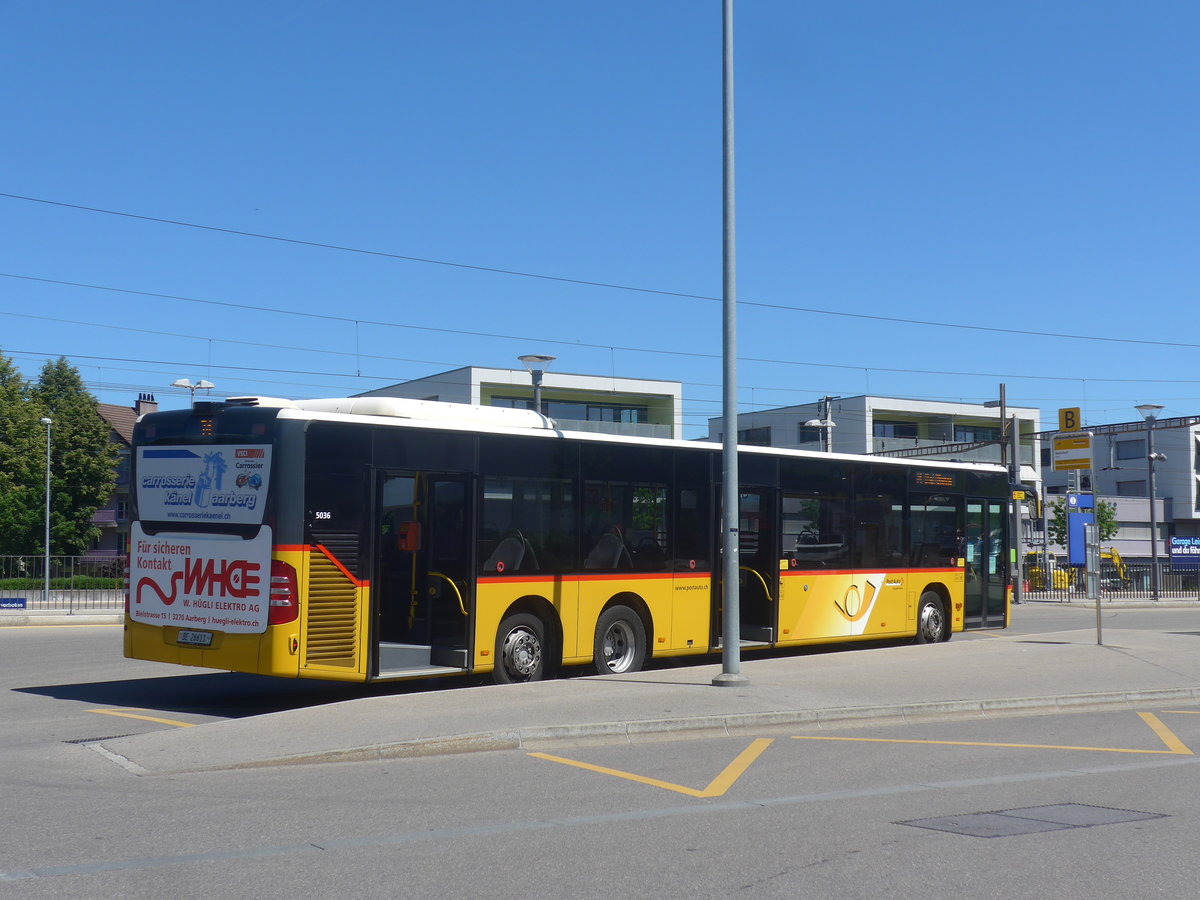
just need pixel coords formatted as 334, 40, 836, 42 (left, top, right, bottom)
1022, 558, 1200, 602
0, 556, 125, 612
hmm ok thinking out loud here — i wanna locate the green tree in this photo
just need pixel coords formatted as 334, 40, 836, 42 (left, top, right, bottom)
0, 351, 46, 555
30, 358, 119, 555
1047, 496, 1118, 548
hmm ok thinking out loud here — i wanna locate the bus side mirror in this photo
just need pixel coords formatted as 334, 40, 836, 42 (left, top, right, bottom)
396, 521, 421, 552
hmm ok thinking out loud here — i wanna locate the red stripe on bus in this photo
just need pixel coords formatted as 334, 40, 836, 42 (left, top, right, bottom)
314, 544, 369, 586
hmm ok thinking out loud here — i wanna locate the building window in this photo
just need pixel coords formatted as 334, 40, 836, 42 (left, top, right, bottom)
873, 420, 919, 439
797, 424, 822, 444
1116, 480, 1147, 497
737, 426, 771, 447
954, 424, 1001, 442
490, 395, 649, 425
1040, 448, 1052, 468
1116, 439, 1145, 461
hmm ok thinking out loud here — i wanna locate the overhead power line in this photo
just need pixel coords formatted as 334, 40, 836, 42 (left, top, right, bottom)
5, 275, 1199, 386
3, 191, 1198, 351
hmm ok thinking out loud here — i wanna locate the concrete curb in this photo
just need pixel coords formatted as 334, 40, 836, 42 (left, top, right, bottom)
160, 686, 1200, 774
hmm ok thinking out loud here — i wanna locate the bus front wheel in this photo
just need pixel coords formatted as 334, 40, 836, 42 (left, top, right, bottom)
914, 592, 947, 644
593, 605, 646, 675
494, 613, 548, 684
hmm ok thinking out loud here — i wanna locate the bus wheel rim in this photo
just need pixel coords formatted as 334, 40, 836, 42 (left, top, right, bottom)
603, 621, 635, 672
920, 603, 944, 641
502, 626, 541, 678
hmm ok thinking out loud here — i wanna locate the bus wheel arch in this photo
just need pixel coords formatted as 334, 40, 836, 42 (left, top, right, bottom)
493, 597, 561, 684
592, 593, 651, 676
914, 585, 950, 644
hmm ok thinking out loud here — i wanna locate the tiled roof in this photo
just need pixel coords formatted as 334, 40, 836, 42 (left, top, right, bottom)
98, 403, 136, 445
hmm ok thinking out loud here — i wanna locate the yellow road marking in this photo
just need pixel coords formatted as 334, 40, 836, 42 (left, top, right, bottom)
1161, 709, 1200, 715
530, 738, 774, 798
792, 711, 1192, 756
89, 709, 195, 728
1139, 712, 1193, 754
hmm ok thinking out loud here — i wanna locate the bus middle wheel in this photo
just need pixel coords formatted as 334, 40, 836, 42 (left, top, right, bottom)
494, 612, 548, 684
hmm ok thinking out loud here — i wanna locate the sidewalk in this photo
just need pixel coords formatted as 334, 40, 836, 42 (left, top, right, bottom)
95, 620, 1200, 776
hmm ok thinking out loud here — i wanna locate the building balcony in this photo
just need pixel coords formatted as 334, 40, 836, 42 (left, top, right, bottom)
556, 418, 674, 440
873, 438, 1037, 468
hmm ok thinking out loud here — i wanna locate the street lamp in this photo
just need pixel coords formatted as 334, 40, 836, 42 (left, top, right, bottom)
804, 395, 837, 452
40, 417, 51, 606
1135, 403, 1165, 600
171, 378, 215, 405
517, 355, 555, 416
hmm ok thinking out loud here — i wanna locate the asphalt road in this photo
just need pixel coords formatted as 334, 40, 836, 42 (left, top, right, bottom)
3, 611, 1199, 897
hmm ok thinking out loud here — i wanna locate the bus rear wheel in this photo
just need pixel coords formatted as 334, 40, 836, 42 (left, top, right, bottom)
914, 592, 947, 644
593, 605, 646, 675
494, 613, 547, 684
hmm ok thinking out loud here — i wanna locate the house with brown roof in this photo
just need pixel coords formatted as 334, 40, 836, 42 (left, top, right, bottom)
92, 393, 157, 557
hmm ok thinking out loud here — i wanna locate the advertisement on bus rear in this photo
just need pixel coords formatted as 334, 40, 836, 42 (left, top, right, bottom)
128, 524, 272, 633
136, 444, 271, 525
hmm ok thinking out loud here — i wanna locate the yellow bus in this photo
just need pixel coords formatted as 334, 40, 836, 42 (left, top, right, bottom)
125, 395, 1010, 683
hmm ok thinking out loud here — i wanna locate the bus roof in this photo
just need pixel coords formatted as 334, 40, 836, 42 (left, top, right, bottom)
225, 394, 1006, 476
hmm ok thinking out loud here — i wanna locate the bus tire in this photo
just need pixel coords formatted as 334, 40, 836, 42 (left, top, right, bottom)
494, 613, 547, 684
914, 592, 946, 644
593, 605, 646, 675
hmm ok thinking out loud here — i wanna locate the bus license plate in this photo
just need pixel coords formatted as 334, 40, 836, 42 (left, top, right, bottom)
177, 630, 213, 647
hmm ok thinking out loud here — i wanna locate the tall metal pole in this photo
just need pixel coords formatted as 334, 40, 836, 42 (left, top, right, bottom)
714, 0, 746, 686
1136, 404, 1163, 600
1009, 413, 1023, 605
1147, 418, 1161, 600
40, 417, 52, 606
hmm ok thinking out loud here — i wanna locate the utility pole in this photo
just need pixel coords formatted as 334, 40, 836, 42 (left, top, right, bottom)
714, 0, 746, 687
1010, 412, 1023, 605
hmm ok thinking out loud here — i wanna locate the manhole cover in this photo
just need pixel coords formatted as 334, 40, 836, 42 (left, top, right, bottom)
899, 803, 1164, 838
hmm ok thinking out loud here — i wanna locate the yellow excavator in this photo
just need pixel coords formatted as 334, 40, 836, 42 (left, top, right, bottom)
1025, 547, 1127, 590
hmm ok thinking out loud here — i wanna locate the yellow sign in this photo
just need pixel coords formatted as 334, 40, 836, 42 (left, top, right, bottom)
1012, 490, 1026, 500
1059, 407, 1081, 432
1053, 433, 1092, 471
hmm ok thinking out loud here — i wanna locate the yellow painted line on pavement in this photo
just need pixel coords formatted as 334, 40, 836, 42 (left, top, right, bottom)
530, 737, 774, 798
1138, 712, 1193, 754
792, 711, 1192, 756
1161, 709, 1200, 715
89, 709, 196, 728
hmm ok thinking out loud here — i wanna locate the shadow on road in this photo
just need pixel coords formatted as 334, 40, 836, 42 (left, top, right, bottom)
14, 670, 487, 718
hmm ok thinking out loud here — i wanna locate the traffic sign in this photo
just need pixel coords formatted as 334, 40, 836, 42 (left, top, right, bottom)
1058, 407, 1081, 432
1052, 432, 1092, 471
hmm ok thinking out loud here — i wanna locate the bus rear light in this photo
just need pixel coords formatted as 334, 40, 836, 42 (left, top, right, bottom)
268, 560, 299, 625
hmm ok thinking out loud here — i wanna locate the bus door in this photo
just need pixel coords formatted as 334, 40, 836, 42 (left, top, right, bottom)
375, 472, 473, 676
963, 498, 1006, 628
715, 489, 778, 646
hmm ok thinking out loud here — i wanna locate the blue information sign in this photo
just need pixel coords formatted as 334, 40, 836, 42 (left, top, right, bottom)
1169, 536, 1200, 570
1066, 493, 1095, 566
0, 598, 28, 610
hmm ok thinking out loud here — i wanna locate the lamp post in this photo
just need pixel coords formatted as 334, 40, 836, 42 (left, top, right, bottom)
517, 355, 555, 416
171, 378, 215, 406
40, 417, 51, 606
1136, 404, 1165, 600
804, 395, 837, 452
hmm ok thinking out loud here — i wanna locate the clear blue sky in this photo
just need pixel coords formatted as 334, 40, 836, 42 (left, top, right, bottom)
2, 1, 1197, 437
